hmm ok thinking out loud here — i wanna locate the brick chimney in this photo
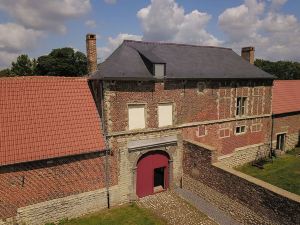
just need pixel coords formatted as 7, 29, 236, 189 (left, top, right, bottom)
86, 34, 97, 74
241, 47, 255, 64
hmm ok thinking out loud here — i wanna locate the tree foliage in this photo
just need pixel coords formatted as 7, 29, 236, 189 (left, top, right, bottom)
0, 68, 11, 77
255, 59, 300, 80
11, 54, 34, 76
35, 47, 87, 76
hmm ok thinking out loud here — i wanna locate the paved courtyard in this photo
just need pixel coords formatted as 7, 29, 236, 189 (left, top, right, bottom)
137, 190, 218, 225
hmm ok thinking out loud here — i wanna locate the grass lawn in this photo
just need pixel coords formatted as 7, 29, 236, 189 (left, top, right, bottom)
46, 203, 167, 225
237, 147, 300, 195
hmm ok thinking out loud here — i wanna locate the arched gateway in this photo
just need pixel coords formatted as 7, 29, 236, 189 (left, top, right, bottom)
136, 151, 170, 198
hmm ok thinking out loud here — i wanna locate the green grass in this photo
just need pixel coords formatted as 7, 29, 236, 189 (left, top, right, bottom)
46, 203, 167, 225
237, 148, 300, 195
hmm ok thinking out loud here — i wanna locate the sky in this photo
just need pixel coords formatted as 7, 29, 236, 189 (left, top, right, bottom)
0, 0, 300, 68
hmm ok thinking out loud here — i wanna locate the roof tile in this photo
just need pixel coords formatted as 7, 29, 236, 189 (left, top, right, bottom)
272, 80, 300, 114
0, 76, 105, 166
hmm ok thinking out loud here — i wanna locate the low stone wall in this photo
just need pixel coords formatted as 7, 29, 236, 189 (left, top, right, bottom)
183, 139, 300, 225
0, 185, 126, 225
218, 143, 269, 168
285, 132, 299, 151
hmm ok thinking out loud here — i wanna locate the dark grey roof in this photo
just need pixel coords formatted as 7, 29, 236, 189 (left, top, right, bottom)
90, 40, 275, 80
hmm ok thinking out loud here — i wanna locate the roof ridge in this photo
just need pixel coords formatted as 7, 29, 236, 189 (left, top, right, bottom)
123, 39, 232, 50
0, 76, 87, 80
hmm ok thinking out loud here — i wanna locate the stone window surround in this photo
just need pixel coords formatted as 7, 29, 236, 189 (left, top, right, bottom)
235, 125, 247, 135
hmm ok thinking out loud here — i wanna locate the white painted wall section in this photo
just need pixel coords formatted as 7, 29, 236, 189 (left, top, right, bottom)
158, 103, 173, 127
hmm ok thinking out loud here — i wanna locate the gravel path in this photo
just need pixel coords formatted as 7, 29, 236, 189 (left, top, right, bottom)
137, 190, 218, 225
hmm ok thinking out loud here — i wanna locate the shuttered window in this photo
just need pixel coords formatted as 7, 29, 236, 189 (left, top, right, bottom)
158, 103, 173, 127
128, 104, 146, 130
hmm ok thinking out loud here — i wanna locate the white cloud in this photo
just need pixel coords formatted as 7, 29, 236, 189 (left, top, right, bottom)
0, 23, 44, 68
104, 0, 116, 4
85, 20, 97, 28
0, 0, 91, 33
98, 33, 142, 61
0, 0, 91, 68
218, 0, 300, 61
137, 0, 222, 46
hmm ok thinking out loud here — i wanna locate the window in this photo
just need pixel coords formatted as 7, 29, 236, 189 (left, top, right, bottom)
219, 128, 230, 138
276, 133, 286, 151
196, 125, 206, 137
236, 97, 247, 116
154, 64, 165, 78
158, 103, 173, 127
235, 125, 246, 134
128, 104, 146, 130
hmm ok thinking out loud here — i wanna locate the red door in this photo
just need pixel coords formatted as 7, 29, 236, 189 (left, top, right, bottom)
136, 152, 169, 198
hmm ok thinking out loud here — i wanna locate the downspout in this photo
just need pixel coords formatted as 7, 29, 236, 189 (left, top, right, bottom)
99, 80, 110, 208
269, 81, 274, 159
270, 114, 274, 158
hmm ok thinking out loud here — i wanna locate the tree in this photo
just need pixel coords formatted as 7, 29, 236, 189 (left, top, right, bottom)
35, 48, 87, 76
255, 59, 300, 80
0, 68, 11, 77
11, 54, 34, 76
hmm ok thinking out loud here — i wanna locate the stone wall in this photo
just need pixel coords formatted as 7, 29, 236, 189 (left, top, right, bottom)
108, 129, 183, 201
182, 139, 300, 225
218, 143, 270, 167
0, 152, 118, 223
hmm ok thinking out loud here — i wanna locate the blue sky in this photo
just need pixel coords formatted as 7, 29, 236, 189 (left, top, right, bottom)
0, 0, 300, 68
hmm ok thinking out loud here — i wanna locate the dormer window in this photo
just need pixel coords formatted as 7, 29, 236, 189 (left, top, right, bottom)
154, 64, 165, 79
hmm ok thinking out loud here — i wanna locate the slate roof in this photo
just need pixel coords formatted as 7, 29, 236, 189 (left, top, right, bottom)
91, 40, 275, 80
0, 76, 105, 166
272, 80, 300, 115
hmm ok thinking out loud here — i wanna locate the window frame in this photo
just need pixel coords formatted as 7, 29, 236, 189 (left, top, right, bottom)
236, 97, 247, 117
235, 125, 246, 135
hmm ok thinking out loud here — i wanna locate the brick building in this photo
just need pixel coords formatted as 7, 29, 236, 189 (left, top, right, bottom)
88, 35, 275, 201
1, 35, 299, 224
0, 77, 117, 224
272, 80, 300, 153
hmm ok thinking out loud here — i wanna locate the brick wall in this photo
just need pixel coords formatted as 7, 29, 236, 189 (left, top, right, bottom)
273, 112, 300, 151
102, 80, 272, 157
182, 140, 300, 225
0, 152, 118, 221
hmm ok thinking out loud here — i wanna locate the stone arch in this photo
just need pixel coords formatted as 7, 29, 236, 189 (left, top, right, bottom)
133, 150, 173, 198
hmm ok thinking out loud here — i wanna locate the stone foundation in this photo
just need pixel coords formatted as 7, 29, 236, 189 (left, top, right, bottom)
1, 186, 125, 225
218, 143, 270, 168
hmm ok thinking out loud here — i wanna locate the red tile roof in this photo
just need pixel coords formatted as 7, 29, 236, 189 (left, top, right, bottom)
272, 80, 300, 115
0, 76, 106, 166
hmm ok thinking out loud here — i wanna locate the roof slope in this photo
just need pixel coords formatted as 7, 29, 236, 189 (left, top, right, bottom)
0, 76, 105, 166
91, 40, 275, 80
272, 80, 300, 114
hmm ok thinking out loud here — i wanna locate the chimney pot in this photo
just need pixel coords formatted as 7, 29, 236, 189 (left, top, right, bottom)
241, 46, 255, 64
86, 33, 97, 74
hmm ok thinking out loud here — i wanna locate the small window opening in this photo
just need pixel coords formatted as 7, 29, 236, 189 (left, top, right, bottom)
235, 125, 246, 134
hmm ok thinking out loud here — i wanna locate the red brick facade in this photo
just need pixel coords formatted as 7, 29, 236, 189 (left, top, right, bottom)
0, 153, 117, 219
104, 80, 272, 156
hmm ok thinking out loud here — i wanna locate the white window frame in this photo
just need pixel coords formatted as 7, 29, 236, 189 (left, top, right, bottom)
236, 97, 247, 117
235, 125, 246, 135
128, 104, 146, 130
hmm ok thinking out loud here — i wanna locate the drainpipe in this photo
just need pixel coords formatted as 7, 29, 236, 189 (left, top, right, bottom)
270, 114, 274, 159
99, 80, 110, 208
